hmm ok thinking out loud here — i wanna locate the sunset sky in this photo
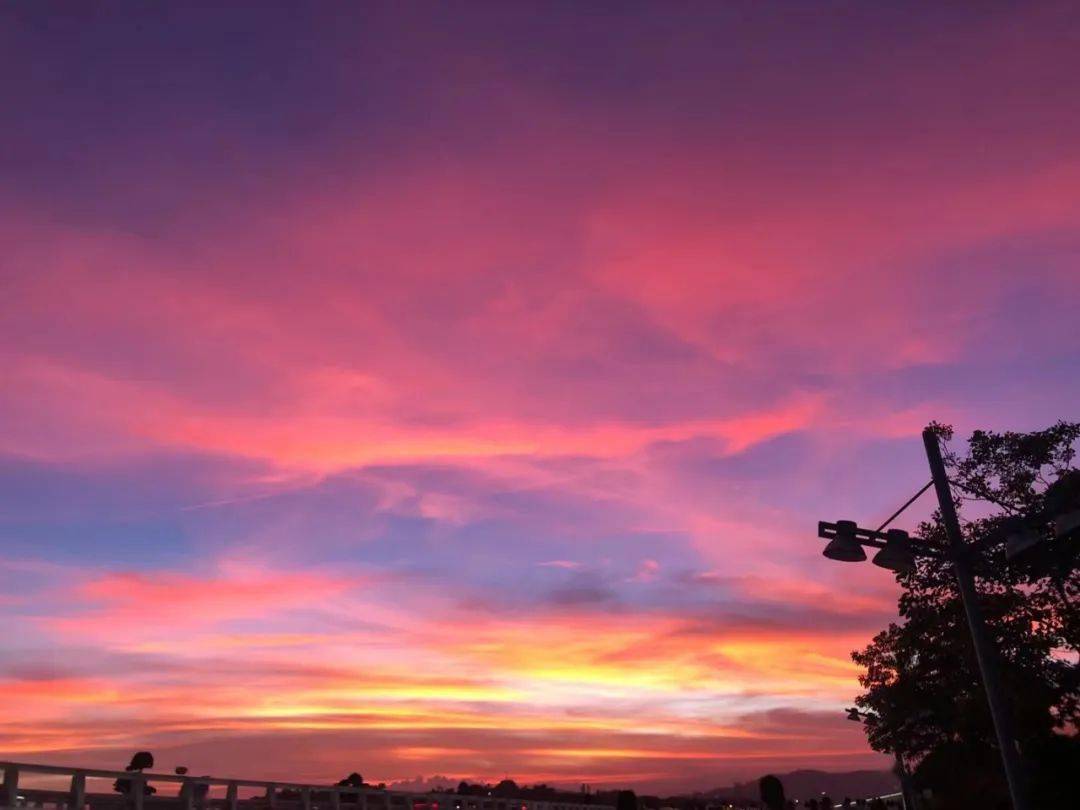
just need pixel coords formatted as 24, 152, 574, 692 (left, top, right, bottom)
3, 1, 1080, 793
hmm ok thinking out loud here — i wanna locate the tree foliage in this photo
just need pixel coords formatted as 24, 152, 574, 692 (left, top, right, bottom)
850, 423, 1080, 804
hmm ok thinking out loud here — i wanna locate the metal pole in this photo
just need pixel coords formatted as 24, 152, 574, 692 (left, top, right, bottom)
922, 428, 1030, 810
894, 752, 915, 810
3, 765, 19, 808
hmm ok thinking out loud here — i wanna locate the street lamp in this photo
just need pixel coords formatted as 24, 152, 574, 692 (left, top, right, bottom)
822, 520, 866, 562
871, 529, 916, 574
1000, 469, 1080, 570
817, 521, 943, 568
818, 428, 1039, 810
845, 708, 917, 810
1000, 517, 1042, 563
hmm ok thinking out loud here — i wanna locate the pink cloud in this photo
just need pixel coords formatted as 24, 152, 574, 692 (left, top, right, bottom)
627, 559, 660, 583
46, 561, 355, 638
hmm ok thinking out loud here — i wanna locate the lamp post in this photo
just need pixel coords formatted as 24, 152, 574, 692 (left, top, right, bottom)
818, 428, 1032, 810
921, 430, 1030, 810
846, 708, 917, 810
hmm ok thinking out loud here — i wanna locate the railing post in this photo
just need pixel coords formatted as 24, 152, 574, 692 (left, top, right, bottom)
2, 767, 18, 808
331, 790, 341, 810
69, 773, 85, 810
226, 783, 238, 810
181, 779, 195, 810
131, 775, 145, 810
301, 788, 311, 810
266, 785, 277, 810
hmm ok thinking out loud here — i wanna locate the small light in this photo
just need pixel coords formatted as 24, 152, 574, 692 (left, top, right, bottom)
1054, 509, 1080, 543
872, 529, 916, 573
823, 520, 867, 562
1004, 523, 1042, 562
1043, 472, 1080, 560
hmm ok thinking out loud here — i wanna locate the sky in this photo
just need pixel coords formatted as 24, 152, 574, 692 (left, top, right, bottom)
2, 0, 1080, 794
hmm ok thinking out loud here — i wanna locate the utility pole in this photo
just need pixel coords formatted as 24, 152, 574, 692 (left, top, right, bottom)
922, 428, 1030, 810
847, 708, 919, 809
893, 751, 917, 810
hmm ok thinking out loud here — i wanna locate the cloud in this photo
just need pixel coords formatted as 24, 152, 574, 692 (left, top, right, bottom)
42, 559, 356, 640
628, 559, 661, 583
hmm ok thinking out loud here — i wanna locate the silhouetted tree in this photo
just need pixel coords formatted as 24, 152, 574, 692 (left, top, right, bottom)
851, 423, 1080, 807
338, 773, 364, 788
615, 790, 636, 810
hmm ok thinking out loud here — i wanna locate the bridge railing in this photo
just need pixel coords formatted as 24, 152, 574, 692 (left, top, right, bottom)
0, 762, 611, 810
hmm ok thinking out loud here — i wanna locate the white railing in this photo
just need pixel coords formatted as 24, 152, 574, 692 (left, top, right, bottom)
0, 762, 610, 810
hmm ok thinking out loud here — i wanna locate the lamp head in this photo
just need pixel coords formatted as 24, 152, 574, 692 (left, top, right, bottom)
823, 520, 867, 562
1004, 521, 1043, 563
872, 529, 916, 573
1045, 471, 1080, 548
1053, 509, 1080, 543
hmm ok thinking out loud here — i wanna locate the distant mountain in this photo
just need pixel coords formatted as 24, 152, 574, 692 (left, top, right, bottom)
387, 775, 458, 792
701, 770, 898, 802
